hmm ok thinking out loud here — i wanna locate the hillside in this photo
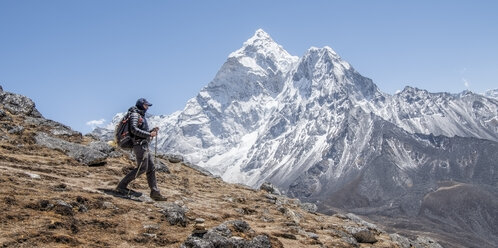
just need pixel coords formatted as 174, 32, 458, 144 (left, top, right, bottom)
0, 88, 447, 247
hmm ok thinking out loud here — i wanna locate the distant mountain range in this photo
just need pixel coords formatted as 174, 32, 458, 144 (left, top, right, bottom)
93, 29, 498, 247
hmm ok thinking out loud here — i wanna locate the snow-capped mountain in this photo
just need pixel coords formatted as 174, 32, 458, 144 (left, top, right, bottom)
96, 29, 498, 188
94, 29, 498, 246
484, 88, 498, 100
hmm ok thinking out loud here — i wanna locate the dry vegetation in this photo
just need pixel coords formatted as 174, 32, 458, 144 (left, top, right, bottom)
0, 107, 403, 248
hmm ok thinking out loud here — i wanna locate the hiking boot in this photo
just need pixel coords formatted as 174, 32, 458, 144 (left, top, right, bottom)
115, 187, 131, 195
150, 191, 167, 201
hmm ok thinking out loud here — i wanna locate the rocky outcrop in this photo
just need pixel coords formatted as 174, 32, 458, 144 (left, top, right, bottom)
0, 88, 118, 167
0, 109, 12, 122
181, 220, 271, 248
24, 116, 80, 137
155, 160, 171, 173
88, 141, 121, 158
0, 87, 82, 143
299, 202, 318, 213
35, 132, 108, 166
156, 202, 188, 227
389, 234, 443, 248
259, 181, 281, 195
0, 87, 42, 118
163, 154, 184, 163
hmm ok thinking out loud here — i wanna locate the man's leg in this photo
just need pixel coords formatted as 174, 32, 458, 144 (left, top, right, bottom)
146, 154, 166, 201
145, 153, 159, 192
117, 145, 147, 190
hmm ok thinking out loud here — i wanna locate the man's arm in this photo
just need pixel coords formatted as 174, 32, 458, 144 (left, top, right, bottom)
129, 112, 150, 138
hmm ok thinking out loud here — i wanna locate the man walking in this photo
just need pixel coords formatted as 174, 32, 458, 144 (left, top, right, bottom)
116, 98, 167, 201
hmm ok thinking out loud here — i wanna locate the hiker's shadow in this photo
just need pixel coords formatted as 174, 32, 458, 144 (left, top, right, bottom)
99, 188, 144, 202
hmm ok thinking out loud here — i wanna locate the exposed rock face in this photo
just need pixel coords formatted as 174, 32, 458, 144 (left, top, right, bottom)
0, 87, 111, 167
24, 117, 81, 137
292, 117, 498, 213
35, 132, 108, 166
0, 88, 43, 118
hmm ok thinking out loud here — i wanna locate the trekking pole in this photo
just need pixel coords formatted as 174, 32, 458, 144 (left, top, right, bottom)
154, 133, 158, 166
135, 150, 147, 179
135, 140, 149, 179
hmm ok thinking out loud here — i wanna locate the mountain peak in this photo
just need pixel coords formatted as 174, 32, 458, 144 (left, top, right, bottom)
228, 29, 298, 73
309, 46, 338, 56
252, 28, 271, 40
233, 29, 277, 53
306, 46, 341, 61
297, 46, 353, 78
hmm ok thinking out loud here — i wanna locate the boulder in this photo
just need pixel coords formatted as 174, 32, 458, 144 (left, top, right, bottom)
181, 220, 270, 248
89, 141, 121, 157
345, 213, 381, 232
0, 90, 42, 117
226, 220, 251, 233
259, 182, 281, 195
156, 160, 171, 173
389, 234, 411, 248
156, 202, 188, 227
7, 125, 24, 135
299, 202, 318, 213
389, 234, 443, 248
413, 236, 443, 248
24, 117, 80, 137
53, 200, 74, 216
0, 109, 12, 121
352, 230, 377, 244
194, 218, 205, 224
166, 154, 184, 163
35, 132, 107, 166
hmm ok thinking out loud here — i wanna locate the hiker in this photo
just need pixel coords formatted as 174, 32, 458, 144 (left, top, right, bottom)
116, 98, 167, 201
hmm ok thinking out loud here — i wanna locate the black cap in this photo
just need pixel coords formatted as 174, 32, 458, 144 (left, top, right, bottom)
136, 98, 153, 109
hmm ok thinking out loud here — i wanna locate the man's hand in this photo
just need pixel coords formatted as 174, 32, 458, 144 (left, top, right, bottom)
150, 127, 159, 137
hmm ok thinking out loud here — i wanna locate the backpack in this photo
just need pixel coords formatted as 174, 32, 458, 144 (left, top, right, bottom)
115, 112, 133, 148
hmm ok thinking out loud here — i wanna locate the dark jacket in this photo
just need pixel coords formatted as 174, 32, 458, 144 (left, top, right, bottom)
128, 106, 151, 145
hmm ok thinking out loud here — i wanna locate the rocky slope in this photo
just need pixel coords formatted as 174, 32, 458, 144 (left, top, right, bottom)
0, 87, 447, 247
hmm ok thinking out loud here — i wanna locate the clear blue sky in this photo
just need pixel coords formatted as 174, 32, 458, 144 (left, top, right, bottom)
1, 1, 497, 133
